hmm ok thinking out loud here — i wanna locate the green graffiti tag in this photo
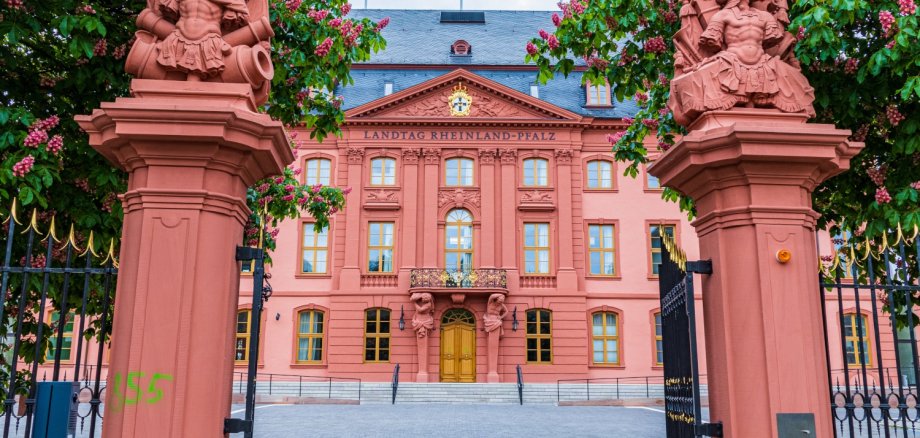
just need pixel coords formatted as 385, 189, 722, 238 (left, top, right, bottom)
108, 372, 173, 412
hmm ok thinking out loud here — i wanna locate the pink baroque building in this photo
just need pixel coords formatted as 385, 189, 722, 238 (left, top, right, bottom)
235, 10, 706, 384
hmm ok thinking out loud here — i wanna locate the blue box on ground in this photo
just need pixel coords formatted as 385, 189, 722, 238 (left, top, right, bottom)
31, 381, 74, 438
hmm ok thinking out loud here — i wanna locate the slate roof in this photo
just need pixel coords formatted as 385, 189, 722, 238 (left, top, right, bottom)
337, 10, 638, 119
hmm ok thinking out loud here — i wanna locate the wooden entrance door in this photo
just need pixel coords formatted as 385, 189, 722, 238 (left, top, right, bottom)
440, 309, 476, 382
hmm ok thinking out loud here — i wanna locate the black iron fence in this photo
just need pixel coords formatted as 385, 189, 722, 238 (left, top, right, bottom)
0, 205, 117, 438
231, 372, 361, 401
821, 233, 920, 437
409, 269, 507, 288
556, 375, 710, 403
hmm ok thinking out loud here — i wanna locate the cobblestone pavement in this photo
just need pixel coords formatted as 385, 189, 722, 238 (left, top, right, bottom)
231, 404, 668, 438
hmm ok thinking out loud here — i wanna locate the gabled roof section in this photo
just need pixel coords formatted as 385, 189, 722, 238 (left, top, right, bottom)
345, 69, 583, 122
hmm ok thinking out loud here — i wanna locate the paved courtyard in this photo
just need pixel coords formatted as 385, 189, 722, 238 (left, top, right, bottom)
230, 404, 668, 437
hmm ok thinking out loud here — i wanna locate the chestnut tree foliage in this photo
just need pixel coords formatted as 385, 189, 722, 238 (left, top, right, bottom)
527, 0, 920, 242
0, 0, 385, 368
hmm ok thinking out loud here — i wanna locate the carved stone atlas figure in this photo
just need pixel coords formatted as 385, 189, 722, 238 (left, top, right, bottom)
125, 0, 276, 105
668, 0, 815, 125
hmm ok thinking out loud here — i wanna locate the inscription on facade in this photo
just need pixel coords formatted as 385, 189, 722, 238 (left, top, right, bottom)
362, 130, 557, 142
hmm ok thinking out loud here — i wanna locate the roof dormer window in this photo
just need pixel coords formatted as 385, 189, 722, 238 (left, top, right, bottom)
451, 40, 471, 56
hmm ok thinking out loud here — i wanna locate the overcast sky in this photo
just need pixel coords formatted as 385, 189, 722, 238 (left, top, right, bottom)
354, 0, 558, 10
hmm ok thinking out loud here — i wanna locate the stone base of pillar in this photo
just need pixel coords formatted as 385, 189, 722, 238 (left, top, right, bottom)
416, 334, 430, 383
77, 80, 292, 438
649, 109, 862, 438
487, 329, 501, 383
557, 268, 577, 290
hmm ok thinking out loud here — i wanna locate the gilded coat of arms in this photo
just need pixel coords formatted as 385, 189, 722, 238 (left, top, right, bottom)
448, 81, 473, 117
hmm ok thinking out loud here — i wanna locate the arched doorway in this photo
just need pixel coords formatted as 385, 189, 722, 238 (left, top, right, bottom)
440, 308, 476, 382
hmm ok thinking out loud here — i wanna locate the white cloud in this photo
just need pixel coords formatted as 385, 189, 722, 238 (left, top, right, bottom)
358, 0, 558, 10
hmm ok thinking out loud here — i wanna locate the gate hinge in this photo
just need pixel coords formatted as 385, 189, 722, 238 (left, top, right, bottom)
236, 246, 259, 262
224, 418, 252, 434
686, 260, 713, 275
695, 422, 723, 437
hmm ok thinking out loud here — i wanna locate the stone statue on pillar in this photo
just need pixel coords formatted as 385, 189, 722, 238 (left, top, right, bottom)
410, 292, 435, 338
483, 294, 508, 335
668, 0, 815, 126
126, 0, 275, 105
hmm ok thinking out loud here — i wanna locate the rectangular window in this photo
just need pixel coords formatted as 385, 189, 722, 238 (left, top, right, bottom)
649, 224, 676, 276
586, 160, 613, 189
646, 168, 661, 190
526, 309, 552, 363
370, 158, 397, 186
45, 312, 74, 362
832, 231, 853, 278
844, 313, 871, 366
235, 310, 251, 363
523, 158, 549, 187
368, 222, 395, 273
445, 158, 474, 186
654, 313, 663, 366
587, 83, 609, 106
591, 312, 620, 365
296, 310, 324, 363
301, 224, 329, 274
365, 308, 391, 362
384, 82, 394, 96
588, 224, 616, 276
523, 223, 551, 274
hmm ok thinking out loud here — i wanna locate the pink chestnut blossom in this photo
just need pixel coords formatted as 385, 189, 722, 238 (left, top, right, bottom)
910, 181, 920, 190
46, 135, 63, 155
285, 0, 302, 12
12, 155, 35, 177
875, 187, 892, 204
312, 196, 323, 203
547, 35, 559, 50
32, 116, 60, 131
606, 132, 625, 144
274, 176, 285, 184
539, 29, 550, 40
879, 10, 895, 34
644, 36, 667, 54
340, 3, 351, 15
552, 13, 562, 26
315, 37, 333, 57
899, 0, 916, 15
376, 17, 390, 31
328, 17, 342, 28
23, 129, 48, 148
92, 38, 107, 57
526, 41, 538, 55
343, 187, 353, 195
284, 184, 295, 193
641, 118, 659, 129
81, 4, 96, 14
282, 194, 295, 202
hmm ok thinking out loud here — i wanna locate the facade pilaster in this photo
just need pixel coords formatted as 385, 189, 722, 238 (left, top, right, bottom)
554, 148, 577, 290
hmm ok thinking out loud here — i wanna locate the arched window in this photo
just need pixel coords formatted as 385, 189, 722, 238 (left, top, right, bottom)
296, 310, 324, 363
445, 209, 474, 272
526, 309, 552, 364
304, 158, 331, 185
586, 160, 613, 189
370, 157, 397, 186
522, 158, 549, 187
45, 311, 75, 362
234, 310, 251, 363
365, 308, 391, 362
843, 313, 871, 366
654, 312, 663, 366
445, 158, 474, 186
592, 311, 621, 365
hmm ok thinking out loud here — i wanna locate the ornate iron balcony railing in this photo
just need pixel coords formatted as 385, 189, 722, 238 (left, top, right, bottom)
409, 268, 507, 289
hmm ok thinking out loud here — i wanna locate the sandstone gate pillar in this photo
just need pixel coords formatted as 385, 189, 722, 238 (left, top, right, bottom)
650, 110, 862, 437
77, 80, 293, 437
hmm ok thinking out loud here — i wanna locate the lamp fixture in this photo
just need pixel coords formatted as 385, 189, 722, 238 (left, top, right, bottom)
512, 306, 519, 332
399, 305, 406, 331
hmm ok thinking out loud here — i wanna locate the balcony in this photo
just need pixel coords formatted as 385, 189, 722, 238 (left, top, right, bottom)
409, 269, 508, 303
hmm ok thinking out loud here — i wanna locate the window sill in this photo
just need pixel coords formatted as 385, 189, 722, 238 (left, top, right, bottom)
647, 275, 660, 281
644, 188, 664, 193
586, 275, 622, 281
584, 104, 614, 109
583, 188, 618, 193
588, 364, 626, 369
295, 273, 333, 279
234, 363, 265, 369
290, 363, 328, 369
517, 185, 553, 191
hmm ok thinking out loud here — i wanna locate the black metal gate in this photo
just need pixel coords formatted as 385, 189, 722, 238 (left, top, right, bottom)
658, 237, 721, 437
224, 246, 271, 437
822, 234, 920, 437
0, 204, 116, 437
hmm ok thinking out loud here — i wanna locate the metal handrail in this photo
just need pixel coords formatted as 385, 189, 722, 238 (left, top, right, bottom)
391, 363, 400, 405
516, 365, 523, 405
232, 371, 363, 402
